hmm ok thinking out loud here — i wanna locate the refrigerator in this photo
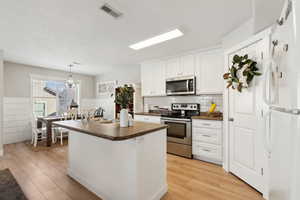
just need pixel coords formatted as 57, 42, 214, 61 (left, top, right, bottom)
263, 0, 300, 200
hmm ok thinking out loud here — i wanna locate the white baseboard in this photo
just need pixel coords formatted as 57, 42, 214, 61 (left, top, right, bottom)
193, 155, 222, 165
151, 184, 168, 200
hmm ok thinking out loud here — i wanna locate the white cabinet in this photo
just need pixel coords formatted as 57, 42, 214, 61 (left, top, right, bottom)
141, 63, 152, 96
134, 115, 161, 124
141, 61, 165, 96
165, 58, 180, 79
181, 54, 195, 76
165, 55, 195, 79
192, 119, 223, 164
195, 51, 224, 94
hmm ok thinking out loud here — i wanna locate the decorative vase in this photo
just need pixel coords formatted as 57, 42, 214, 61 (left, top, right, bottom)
120, 108, 129, 127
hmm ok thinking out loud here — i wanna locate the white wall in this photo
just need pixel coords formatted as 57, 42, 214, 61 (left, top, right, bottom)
95, 65, 141, 119
222, 18, 255, 50
0, 50, 3, 155
253, 0, 285, 33
4, 61, 96, 98
96, 65, 141, 88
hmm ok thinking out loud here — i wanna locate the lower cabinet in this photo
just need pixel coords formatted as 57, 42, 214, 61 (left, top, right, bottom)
134, 115, 161, 124
192, 119, 223, 165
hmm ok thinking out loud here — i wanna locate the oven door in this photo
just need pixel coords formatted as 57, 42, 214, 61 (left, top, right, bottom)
166, 76, 195, 95
161, 118, 192, 145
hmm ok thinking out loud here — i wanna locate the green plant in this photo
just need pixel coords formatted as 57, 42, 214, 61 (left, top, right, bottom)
114, 84, 135, 109
223, 54, 261, 92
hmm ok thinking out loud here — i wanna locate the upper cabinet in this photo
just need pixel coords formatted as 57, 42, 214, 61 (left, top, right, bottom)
141, 61, 165, 97
181, 54, 196, 77
141, 48, 224, 97
195, 50, 224, 94
165, 55, 195, 79
165, 58, 180, 79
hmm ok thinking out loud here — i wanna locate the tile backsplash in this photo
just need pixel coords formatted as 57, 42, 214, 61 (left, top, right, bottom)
144, 95, 223, 112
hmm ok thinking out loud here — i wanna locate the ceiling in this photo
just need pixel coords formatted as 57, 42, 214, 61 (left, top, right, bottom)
0, 0, 256, 75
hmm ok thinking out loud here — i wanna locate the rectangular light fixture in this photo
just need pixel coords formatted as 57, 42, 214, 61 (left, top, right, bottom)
129, 29, 184, 50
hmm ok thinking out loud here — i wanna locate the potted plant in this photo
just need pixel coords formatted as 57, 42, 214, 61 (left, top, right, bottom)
114, 84, 135, 127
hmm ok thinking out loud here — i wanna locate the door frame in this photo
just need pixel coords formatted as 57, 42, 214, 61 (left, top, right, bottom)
223, 28, 272, 199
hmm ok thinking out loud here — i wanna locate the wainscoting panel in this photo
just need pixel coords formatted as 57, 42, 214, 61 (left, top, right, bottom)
3, 97, 31, 144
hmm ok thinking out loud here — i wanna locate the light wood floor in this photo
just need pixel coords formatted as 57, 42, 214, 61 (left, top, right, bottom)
0, 142, 264, 200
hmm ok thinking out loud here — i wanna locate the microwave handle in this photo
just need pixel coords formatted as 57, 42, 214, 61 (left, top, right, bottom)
186, 80, 189, 91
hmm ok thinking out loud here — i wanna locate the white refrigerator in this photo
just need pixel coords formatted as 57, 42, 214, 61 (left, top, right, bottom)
263, 0, 300, 200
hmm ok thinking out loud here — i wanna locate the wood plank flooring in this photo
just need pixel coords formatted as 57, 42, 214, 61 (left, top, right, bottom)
0, 142, 264, 200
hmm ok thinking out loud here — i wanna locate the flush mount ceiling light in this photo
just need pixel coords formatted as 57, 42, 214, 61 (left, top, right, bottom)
129, 29, 184, 50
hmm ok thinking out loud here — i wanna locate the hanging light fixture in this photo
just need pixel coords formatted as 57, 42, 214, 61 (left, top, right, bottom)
65, 62, 79, 88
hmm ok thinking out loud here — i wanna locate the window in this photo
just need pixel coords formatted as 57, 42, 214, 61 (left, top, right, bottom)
33, 101, 46, 117
31, 78, 80, 117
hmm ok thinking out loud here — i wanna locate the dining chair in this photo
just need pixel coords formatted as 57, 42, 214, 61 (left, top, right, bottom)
31, 114, 56, 147
57, 109, 78, 145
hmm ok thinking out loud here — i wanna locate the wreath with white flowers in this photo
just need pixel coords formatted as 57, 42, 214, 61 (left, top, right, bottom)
223, 54, 261, 92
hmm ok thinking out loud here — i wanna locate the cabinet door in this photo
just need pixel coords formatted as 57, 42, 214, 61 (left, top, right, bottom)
155, 61, 166, 96
141, 62, 165, 96
165, 58, 180, 79
196, 51, 224, 94
141, 64, 151, 96
181, 54, 195, 76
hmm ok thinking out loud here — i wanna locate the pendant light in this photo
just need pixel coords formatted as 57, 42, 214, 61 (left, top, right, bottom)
66, 62, 78, 88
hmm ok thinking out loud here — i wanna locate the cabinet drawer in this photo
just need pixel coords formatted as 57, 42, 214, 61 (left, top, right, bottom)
134, 115, 161, 124
193, 127, 221, 145
192, 142, 222, 161
192, 119, 222, 129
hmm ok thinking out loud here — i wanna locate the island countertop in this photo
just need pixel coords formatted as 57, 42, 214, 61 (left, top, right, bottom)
53, 120, 168, 141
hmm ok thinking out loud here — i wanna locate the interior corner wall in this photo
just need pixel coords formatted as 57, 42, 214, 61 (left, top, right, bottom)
0, 51, 3, 155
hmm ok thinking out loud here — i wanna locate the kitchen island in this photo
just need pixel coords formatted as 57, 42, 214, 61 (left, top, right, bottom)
53, 120, 168, 200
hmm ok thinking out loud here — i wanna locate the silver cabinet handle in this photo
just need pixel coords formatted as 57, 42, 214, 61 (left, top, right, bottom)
229, 118, 234, 122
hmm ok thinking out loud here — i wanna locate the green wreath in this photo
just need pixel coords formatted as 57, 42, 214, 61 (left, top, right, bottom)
223, 54, 261, 92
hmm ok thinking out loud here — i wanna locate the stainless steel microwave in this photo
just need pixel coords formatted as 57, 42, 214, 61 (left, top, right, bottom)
166, 76, 196, 95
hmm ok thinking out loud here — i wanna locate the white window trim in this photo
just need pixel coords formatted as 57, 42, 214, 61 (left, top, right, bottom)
33, 100, 48, 117
30, 74, 82, 116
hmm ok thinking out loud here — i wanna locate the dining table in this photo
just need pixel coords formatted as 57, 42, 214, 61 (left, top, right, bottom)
37, 115, 83, 146
37, 116, 65, 146
37, 114, 102, 146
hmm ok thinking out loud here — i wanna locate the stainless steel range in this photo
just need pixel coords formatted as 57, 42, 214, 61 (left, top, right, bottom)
161, 103, 200, 158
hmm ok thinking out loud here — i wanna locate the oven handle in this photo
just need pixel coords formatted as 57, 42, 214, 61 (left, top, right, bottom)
161, 118, 191, 123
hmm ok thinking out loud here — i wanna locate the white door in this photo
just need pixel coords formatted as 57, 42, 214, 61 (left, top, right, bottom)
228, 40, 267, 193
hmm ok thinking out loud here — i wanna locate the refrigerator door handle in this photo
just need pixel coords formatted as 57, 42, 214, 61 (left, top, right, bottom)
270, 106, 300, 115
262, 110, 272, 155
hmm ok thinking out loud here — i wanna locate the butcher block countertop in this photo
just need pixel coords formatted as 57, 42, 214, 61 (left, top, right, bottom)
53, 120, 168, 141
191, 112, 223, 121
